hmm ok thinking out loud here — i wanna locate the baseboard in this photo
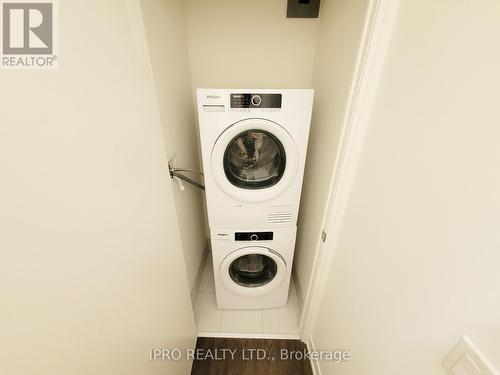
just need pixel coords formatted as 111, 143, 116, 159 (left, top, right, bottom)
306, 336, 321, 375
191, 240, 210, 305
197, 331, 301, 340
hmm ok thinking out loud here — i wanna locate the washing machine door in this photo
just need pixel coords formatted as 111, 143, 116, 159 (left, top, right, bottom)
211, 119, 298, 202
219, 246, 287, 297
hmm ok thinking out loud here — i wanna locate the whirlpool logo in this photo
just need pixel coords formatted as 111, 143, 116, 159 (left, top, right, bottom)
1, 0, 57, 69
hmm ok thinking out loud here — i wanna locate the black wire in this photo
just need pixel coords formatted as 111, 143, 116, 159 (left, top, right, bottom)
171, 168, 204, 176
171, 171, 205, 191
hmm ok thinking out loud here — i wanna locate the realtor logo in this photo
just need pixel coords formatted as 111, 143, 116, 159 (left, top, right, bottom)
1, 1, 57, 68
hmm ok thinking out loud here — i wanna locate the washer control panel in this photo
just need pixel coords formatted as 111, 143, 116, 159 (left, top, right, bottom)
230, 93, 282, 109
235, 231, 274, 241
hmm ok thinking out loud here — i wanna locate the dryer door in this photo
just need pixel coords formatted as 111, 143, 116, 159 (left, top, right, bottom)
219, 246, 287, 297
211, 119, 298, 202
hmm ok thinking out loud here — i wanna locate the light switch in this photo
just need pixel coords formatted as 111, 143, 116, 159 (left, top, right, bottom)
452, 363, 471, 375
443, 336, 499, 375
452, 354, 482, 375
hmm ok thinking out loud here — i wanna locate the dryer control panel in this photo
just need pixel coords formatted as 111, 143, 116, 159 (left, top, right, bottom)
230, 94, 282, 109
235, 231, 274, 241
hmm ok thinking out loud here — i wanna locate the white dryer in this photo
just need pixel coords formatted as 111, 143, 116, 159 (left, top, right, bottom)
210, 227, 296, 309
197, 89, 313, 229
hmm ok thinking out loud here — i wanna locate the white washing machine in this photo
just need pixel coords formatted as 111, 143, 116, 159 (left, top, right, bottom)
197, 88, 313, 309
197, 89, 314, 229
210, 227, 296, 309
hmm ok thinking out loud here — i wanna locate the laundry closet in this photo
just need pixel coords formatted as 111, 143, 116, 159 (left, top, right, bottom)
141, 0, 369, 338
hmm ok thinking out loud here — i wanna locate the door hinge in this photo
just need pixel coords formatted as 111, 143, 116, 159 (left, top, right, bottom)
321, 230, 327, 242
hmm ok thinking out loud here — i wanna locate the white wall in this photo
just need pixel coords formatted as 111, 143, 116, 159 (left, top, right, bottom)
184, 0, 319, 89
312, 1, 500, 374
0, 1, 196, 374
141, 0, 207, 295
294, 0, 369, 302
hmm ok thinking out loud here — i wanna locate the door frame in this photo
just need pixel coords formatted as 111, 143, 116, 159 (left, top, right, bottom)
298, 0, 401, 352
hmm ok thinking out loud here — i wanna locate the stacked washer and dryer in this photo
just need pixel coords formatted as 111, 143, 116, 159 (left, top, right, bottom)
197, 89, 313, 309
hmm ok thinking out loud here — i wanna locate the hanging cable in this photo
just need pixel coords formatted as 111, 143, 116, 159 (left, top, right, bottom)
170, 168, 204, 176
169, 167, 205, 191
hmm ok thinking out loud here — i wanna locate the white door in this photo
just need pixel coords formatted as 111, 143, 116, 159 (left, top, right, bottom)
219, 246, 287, 296
211, 119, 298, 202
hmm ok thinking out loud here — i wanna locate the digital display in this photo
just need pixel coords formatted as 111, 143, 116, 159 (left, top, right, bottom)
230, 93, 282, 109
235, 232, 274, 241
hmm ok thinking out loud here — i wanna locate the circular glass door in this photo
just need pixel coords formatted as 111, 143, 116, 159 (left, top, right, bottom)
229, 253, 278, 287
219, 246, 287, 296
223, 130, 286, 189
211, 119, 298, 203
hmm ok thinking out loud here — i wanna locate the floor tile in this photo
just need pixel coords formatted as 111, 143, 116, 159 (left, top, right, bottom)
195, 255, 301, 335
262, 294, 300, 334
220, 309, 263, 333
194, 293, 222, 332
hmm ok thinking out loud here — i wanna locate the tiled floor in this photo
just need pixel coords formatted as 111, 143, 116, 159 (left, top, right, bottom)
194, 254, 301, 338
